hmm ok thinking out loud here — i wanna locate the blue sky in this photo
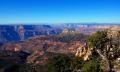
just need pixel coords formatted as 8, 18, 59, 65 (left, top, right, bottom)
0, 0, 120, 24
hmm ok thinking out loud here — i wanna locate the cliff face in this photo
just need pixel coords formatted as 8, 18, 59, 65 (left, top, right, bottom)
0, 25, 62, 42
0, 24, 120, 42
1, 36, 84, 65
75, 44, 92, 61
1, 35, 83, 54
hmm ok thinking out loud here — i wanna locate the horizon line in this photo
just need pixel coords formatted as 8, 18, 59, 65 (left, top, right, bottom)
0, 22, 120, 25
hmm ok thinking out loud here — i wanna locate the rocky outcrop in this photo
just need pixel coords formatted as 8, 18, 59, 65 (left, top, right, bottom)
75, 43, 92, 61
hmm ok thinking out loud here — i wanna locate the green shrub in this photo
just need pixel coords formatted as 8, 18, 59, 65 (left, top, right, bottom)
82, 59, 102, 72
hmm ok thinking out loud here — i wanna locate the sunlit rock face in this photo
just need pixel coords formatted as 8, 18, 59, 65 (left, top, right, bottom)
18, 25, 25, 41
75, 43, 92, 61
62, 27, 75, 34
